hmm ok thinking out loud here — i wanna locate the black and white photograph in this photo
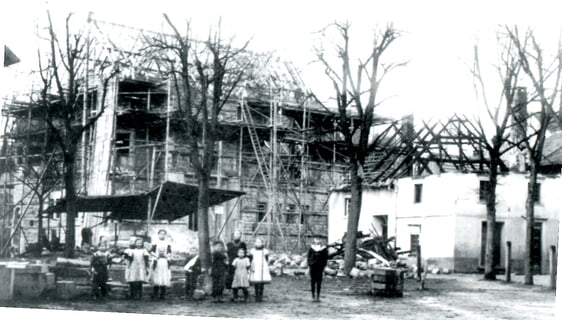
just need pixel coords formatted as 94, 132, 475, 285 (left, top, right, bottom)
0, 1, 560, 319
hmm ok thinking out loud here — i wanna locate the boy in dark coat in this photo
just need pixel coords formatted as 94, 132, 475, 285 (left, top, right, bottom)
90, 243, 112, 299
307, 236, 329, 302
210, 241, 228, 302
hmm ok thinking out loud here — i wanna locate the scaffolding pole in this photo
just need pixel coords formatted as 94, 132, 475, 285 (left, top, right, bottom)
164, 78, 171, 180
297, 101, 306, 251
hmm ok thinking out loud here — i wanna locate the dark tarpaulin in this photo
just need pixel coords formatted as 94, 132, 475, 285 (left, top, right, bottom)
46, 181, 244, 224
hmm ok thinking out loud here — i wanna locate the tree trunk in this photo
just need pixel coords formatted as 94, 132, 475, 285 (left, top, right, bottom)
196, 172, 213, 293
484, 156, 498, 280
524, 161, 537, 285
63, 153, 77, 258
37, 196, 44, 244
343, 161, 363, 275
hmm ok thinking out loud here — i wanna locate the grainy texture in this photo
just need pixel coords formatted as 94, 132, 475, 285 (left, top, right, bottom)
2, 273, 555, 319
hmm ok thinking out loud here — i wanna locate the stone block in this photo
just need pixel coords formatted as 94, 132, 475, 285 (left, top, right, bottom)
13, 269, 52, 298
56, 280, 78, 300
0, 266, 14, 300
26, 264, 49, 273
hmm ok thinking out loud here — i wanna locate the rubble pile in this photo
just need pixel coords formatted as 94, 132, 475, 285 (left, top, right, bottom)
267, 236, 411, 279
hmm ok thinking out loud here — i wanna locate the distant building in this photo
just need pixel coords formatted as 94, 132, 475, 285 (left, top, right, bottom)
329, 116, 561, 274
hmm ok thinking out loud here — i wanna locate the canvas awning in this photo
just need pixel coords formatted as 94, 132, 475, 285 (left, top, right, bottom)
46, 181, 244, 223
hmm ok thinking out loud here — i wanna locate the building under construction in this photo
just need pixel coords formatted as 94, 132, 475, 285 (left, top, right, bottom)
0, 18, 350, 255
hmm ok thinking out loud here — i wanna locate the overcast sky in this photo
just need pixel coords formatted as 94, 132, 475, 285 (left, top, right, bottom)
2, 0, 562, 122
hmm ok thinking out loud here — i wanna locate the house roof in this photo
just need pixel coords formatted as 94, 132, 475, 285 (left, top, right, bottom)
541, 131, 562, 166
46, 181, 244, 222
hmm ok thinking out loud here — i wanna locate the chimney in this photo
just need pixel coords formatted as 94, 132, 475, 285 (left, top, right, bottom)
511, 87, 528, 172
400, 114, 414, 145
512, 87, 528, 138
400, 114, 415, 176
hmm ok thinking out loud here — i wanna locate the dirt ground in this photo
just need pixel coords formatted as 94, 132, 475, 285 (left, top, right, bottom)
1, 273, 556, 320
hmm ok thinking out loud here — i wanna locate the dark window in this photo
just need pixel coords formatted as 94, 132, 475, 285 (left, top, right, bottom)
344, 198, 351, 217
480, 221, 503, 267
410, 234, 420, 256
285, 214, 295, 224
531, 222, 542, 273
414, 184, 423, 203
479, 180, 491, 202
116, 132, 130, 155
257, 202, 267, 222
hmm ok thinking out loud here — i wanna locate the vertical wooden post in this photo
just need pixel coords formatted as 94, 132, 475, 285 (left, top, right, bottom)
549, 245, 556, 289
114, 223, 118, 248
416, 244, 422, 280
9, 267, 15, 299
506, 241, 512, 283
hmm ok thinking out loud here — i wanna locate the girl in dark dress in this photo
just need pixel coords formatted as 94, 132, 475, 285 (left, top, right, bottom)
307, 237, 329, 302
210, 241, 228, 302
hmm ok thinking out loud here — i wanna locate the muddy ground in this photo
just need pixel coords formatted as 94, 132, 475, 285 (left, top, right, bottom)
1, 273, 556, 320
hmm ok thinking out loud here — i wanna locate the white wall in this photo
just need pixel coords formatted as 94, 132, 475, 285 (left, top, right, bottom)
396, 172, 560, 273
327, 172, 560, 273
327, 187, 395, 243
393, 174, 463, 262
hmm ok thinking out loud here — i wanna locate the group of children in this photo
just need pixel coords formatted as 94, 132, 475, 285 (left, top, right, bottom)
215, 236, 271, 303
90, 229, 330, 303
90, 229, 172, 300
185, 231, 272, 303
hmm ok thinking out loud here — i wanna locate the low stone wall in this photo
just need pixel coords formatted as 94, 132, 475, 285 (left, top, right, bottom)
0, 261, 56, 300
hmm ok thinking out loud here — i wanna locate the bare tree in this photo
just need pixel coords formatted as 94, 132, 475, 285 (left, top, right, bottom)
146, 15, 251, 290
314, 22, 404, 274
470, 31, 525, 280
36, 12, 117, 257
506, 26, 562, 285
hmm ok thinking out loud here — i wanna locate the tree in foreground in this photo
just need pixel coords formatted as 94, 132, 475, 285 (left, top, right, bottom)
146, 15, 252, 291
36, 12, 117, 257
314, 22, 404, 274
470, 30, 525, 280
506, 26, 562, 285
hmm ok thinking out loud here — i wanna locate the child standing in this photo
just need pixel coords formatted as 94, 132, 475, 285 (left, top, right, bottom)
124, 237, 149, 300
231, 247, 250, 302
184, 247, 200, 299
307, 236, 329, 302
90, 242, 111, 299
150, 229, 172, 301
210, 241, 228, 302
248, 238, 271, 302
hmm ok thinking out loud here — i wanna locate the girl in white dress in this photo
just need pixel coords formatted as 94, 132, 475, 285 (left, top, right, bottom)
150, 229, 172, 300
231, 247, 250, 302
249, 238, 271, 302
124, 237, 149, 300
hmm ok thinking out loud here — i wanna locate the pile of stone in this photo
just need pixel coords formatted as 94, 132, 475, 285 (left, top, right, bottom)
266, 250, 408, 279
